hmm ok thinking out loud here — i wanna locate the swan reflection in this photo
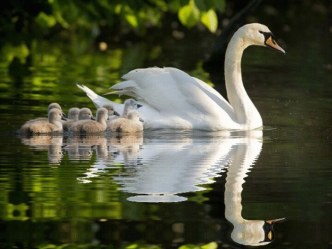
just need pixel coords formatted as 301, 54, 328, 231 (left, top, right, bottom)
19, 130, 284, 246
223, 131, 285, 246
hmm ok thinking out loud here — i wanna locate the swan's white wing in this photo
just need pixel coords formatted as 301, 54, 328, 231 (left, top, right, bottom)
191, 76, 234, 116
166, 67, 234, 118
112, 67, 234, 120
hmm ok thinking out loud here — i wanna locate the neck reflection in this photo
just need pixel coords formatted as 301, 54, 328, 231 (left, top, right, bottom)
224, 131, 284, 246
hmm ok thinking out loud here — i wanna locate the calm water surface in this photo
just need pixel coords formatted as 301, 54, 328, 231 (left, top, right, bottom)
0, 23, 331, 249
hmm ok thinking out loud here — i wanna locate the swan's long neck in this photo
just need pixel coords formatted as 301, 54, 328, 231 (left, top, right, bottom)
224, 34, 262, 128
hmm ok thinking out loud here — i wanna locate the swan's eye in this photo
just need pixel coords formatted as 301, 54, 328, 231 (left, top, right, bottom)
259, 31, 271, 41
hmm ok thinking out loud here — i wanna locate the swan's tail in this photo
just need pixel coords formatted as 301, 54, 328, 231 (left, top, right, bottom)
76, 84, 114, 109
77, 84, 98, 100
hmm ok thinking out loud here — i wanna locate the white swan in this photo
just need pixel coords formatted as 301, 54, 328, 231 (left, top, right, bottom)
78, 23, 285, 131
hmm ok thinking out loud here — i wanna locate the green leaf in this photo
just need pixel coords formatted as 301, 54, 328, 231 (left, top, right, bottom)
125, 13, 139, 28
200, 9, 218, 33
35, 12, 57, 28
178, 245, 199, 249
201, 242, 218, 249
178, 0, 200, 28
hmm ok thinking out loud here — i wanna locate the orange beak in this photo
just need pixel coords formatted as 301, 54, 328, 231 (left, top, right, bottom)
265, 36, 285, 54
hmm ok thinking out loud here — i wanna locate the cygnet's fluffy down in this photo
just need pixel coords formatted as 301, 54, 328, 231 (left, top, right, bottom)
108, 110, 143, 133
69, 107, 108, 134
19, 108, 64, 135
121, 99, 142, 117
103, 104, 120, 122
63, 107, 80, 131
25, 102, 63, 125
78, 107, 93, 120
67, 108, 94, 133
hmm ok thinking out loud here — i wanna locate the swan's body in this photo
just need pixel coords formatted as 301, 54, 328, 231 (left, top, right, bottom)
69, 107, 108, 134
78, 23, 284, 131
19, 109, 64, 135
108, 110, 144, 133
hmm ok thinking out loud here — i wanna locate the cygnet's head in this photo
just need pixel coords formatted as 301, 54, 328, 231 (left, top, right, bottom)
48, 103, 62, 111
124, 99, 143, 110
48, 108, 63, 123
127, 110, 143, 122
96, 107, 109, 122
103, 104, 120, 116
79, 108, 93, 120
67, 107, 80, 120
237, 23, 285, 53
123, 99, 143, 116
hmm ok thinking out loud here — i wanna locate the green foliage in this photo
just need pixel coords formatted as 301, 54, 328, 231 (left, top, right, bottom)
178, 0, 222, 33
178, 0, 200, 29
178, 242, 218, 249
0, 0, 225, 73
1, 0, 225, 39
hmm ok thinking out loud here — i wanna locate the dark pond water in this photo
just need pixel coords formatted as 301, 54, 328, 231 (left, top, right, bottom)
0, 7, 331, 249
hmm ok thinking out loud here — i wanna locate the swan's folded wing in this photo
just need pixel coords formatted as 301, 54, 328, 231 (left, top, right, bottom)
114, 67, 188, 113
112, 67, 233, 121
165, 68, 234, 118
191, 76, 234, 115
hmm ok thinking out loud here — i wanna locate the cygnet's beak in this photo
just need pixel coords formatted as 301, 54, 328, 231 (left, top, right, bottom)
61, 113, 67, 121
139, 117, 144, 122
137, 103, 143, 108
113, 111, 120, 116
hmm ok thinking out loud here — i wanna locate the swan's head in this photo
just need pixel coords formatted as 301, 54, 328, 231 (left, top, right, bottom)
231, 218, 285, 246
239, 23, 285, 54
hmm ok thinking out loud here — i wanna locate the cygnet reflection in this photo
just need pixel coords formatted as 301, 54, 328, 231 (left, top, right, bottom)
77, 133, 144, 184
20, 135, 64, 164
